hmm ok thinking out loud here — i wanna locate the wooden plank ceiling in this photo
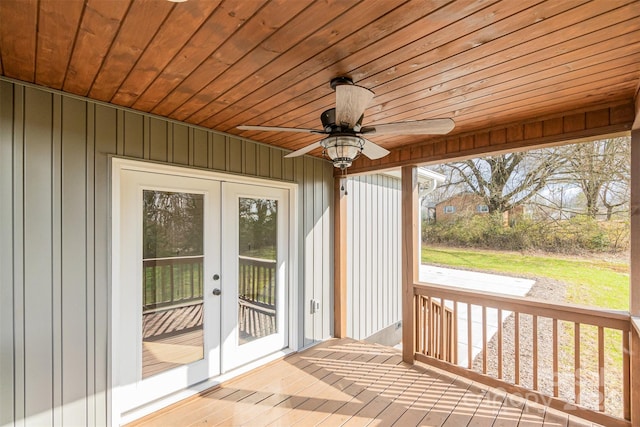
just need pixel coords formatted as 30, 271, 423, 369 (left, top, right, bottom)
1, 0, 639, 166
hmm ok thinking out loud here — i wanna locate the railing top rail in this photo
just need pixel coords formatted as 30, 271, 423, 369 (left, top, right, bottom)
238, 255, 277, 265
414, 281, 630, 331
143, 255, 204, 262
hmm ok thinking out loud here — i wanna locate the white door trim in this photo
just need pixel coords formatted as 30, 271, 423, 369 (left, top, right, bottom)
110, 158, 299, 425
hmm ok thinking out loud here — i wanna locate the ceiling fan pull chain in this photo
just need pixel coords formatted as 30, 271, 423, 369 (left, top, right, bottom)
341, 170, 348, 196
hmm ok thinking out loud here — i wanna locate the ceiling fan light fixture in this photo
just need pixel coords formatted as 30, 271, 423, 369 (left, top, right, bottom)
321, 134, 364, 170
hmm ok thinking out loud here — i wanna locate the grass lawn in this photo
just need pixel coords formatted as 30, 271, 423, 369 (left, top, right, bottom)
421, 245, 629, 310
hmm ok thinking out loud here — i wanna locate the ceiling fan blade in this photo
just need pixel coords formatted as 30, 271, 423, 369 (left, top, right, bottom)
361, 138, 390, 160
335, 84, 374, 128
361, 118, 455, 135
237, 125, 322, 134
284, 141, 322, 158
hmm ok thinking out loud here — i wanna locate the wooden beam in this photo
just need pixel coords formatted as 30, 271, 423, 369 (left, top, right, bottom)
401, 166, 418, 363
633, 85, 640, 131
346, 102, 635, 175
333, 177, 347, 338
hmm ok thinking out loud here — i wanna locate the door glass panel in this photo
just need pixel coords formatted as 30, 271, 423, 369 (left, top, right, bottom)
238, 197, 278, 345
142, 190, 204, 378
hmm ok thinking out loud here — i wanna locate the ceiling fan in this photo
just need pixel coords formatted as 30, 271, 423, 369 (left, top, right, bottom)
237, 77, 455, 170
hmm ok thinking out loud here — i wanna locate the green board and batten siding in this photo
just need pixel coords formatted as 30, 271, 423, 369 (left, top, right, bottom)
0, 80, 333, 426
346, 175, 402, 340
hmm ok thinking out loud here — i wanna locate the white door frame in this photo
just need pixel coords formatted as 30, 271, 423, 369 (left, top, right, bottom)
110, 158, 299, 425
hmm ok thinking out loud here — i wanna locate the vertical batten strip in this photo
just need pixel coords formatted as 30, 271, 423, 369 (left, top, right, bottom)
0, 79, 16, 427
52, 92, 63, 427
333, 177, 346, 338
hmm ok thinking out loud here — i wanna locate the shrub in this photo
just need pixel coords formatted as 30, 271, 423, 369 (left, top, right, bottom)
422, 213, 629, 254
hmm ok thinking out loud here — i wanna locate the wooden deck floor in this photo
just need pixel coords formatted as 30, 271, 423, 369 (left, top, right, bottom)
128, 339, 601, 427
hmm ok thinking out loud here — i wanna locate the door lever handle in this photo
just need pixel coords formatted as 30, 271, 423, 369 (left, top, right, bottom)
212, 288, 221, 296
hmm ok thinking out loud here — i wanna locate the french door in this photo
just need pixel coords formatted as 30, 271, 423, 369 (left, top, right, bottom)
115, 165, 289, 415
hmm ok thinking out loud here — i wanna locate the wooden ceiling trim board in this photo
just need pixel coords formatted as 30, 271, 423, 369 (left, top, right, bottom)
163, 0, 316, 121
362, 0, 629, 113
347, 0, 549, 86
63, 0, 132, 96
168, 0, 357, 123
88, 0, 175, 101
367, 40, 640, 129
110, 0, 221, 107
202, 0, 495, 131
348, 104, 634, 175
193, 0, 432, 129
382, 62, 640, 136
35, 0, 85, 89
213, 0, 506, 133
365, 22, 640, 127
0, 0, 38, 81
131, 0, 268, 112
215, 0, 594, 138
111, 0, 223, 107
379, 79, 636, 149
362, 1, 634, 123
192, 0, 491, 128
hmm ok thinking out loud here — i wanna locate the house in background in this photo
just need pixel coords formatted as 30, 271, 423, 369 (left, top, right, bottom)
0, 1, 639, 426
434, 192, 525, 224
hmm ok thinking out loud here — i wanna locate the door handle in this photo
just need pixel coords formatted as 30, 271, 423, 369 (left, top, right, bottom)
212, 288, 221, 296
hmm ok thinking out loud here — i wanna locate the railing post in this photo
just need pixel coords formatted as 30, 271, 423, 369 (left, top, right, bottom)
401, 165, 418, 363
630, 122, 640, 424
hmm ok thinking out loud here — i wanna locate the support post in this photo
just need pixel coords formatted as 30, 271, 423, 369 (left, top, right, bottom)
333, 177, 347, 338
630, 126, 640, 424
402, 166, 418, 363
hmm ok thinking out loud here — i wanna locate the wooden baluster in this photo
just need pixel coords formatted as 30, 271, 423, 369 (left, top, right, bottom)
482, 306, 487, 374
440, 298, 446, 361
467, 303, 472, 369
598, 326, 605, 412
423, 296, 428, 356
533, 315, 538, 390
497, 308, 503, 379
453, 301, 458, 365
514, 312, 520, 385
553, 318, 559, 397
575, 323, 581, 405
418, 296, 423, 355
623, 330, 630, 420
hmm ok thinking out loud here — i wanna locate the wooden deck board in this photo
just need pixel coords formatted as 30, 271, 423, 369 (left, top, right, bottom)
127, 339, 604, 427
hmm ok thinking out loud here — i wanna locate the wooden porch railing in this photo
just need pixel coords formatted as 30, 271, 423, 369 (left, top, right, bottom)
417, 297, 456, 363
143, 255, 204, 311
238, 256, 277, 339
414, 282, 631, 427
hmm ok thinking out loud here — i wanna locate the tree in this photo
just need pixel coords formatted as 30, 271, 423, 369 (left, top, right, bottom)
562, 137, 630, 220
441, 149, 567, 214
